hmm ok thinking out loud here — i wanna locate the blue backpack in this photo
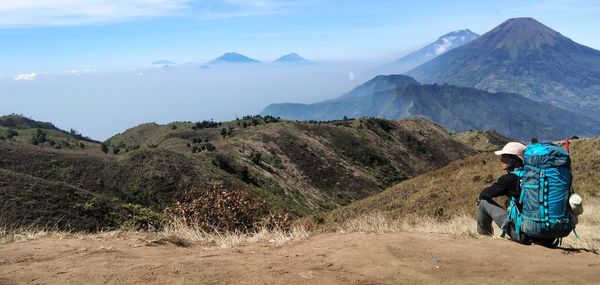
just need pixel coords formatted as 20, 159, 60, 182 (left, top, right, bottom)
503, 143, 576, 243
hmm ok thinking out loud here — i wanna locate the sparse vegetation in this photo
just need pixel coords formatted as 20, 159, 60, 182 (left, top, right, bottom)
212, 154, 255, 184
220, 127, 233, 138
5, 129, 18, 139
205, 142, 215, 151
68, 128, 94, 142
453, 130, 512, 152
29, 129, 48, 145
249, 151, 262, 165
101, 143, 109, 154
331, 129, 384, 166
126, 145, 140, 152
195, 120, 220, 129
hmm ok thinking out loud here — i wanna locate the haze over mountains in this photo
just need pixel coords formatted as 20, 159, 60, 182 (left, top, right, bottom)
1, 55, 365, 140
407, 17, 600, 120
4, 17, 599, 143
261, 75, 600, 140
262, 17, 600, 140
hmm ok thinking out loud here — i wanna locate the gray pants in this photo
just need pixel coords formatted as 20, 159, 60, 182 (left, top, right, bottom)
476, 199, 508, 236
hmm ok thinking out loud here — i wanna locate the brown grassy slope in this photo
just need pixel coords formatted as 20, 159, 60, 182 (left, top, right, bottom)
327, 137, 600, 222
0, 168, 127, 231
1, 115, 476, 230
452, 130, 512, 151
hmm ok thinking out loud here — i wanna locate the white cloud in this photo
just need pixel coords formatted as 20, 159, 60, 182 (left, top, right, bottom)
0, 0, 190, 27
195, 0, 312, 20
0, 0, 313, 27
14, 72, 37, 80
434, 38, 453, 56
55, 69, 95, 75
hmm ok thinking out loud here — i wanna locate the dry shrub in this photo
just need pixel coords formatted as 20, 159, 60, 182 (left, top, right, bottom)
164, 181, 267, 232
160, 217, 309, 248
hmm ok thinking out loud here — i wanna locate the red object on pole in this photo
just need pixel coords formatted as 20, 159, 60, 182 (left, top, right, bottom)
563, 138, 570, 153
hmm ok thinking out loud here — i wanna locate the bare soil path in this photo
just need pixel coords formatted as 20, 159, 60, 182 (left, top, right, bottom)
1, 232, 599, 285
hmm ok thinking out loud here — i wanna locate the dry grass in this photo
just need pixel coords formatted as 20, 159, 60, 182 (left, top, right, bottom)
334, 198, 600, 253
0, 219, 310, 249
0, 223, 155, 245
0, 223, 71, 245
337, 211, 478, 238
2, 202, 597, 253
560, 197, 600, 253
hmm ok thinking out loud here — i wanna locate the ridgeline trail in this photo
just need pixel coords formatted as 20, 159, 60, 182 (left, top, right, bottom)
1, 232, 599, 285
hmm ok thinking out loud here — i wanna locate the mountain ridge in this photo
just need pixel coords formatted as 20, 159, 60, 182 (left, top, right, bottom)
261, 74, 600, 140
274, 53, 310, 63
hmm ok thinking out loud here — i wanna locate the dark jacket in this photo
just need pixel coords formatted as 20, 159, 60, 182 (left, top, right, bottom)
479, 172, 521, 201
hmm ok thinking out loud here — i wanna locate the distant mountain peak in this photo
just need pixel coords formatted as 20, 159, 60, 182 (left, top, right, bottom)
440, 29, 478, 38
152, 60, 175, 65
378, 29, 479, 74
274, 53, 310, 63
502, 17, 546, 27
477, 17, 565, 52
496, 17, 557, 33
209, 52, 260, 64
430, 29, 480, 56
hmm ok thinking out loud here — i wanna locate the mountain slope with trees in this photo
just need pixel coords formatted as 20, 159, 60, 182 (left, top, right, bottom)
0, 114, 475, 231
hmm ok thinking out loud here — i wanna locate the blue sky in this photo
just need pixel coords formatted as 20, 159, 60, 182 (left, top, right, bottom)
1, 0, 600, 140
1, 0, 600, 74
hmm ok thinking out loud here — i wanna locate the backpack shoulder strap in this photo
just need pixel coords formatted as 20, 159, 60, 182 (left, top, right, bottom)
502, 168, 525, 239
512, 168, 525, 203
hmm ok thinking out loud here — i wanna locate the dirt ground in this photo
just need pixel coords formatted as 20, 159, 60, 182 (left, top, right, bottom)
1, 232, 599, 285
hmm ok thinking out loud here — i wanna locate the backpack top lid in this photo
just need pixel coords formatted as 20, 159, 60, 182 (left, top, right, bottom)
524, 143, 570, 169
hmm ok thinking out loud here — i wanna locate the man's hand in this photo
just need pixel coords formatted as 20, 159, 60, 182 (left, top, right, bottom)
476, 196, 481, 207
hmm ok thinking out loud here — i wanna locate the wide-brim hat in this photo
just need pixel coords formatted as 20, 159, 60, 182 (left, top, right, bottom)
494, 142, 526, 161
